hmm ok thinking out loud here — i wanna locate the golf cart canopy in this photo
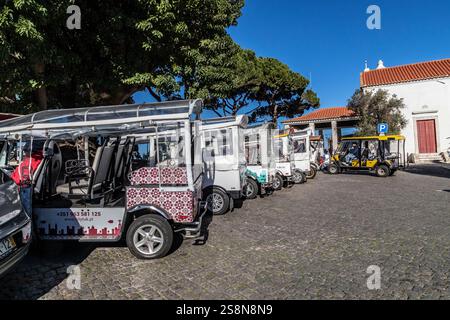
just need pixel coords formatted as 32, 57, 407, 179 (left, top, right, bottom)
291, 129, 312, 139
0, 100, 203, 138
342, 135, 406, 141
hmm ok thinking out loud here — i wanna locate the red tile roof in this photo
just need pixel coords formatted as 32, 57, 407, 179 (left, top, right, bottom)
361, 58, 450, 87
283, 107, 356, 124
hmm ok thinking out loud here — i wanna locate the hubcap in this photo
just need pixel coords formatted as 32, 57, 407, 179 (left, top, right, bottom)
133, 224, 164, 255
273, 177, 281, 189
206, 193, 224, 212
245, 183, 254, 197
293, 172, 302, 183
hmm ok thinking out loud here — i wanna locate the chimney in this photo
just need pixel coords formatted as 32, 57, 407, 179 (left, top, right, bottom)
377, 60, 386, 69
364, 60, 370, 72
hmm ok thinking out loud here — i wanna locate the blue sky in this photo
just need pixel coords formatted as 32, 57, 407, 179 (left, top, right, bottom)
135, 0, 450, 124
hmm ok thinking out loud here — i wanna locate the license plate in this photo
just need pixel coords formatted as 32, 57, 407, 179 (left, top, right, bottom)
0, 237, 16, 258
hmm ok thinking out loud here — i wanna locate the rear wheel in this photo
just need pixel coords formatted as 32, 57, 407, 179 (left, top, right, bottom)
126, 215, 173, 260
306, 166, 317, 179
292, 170, 307, 184
244, 178, 259, 199
328, 163, 340, 175
375, 165, 390, 178
273, 174, 284, 191
205, 188, 230, 215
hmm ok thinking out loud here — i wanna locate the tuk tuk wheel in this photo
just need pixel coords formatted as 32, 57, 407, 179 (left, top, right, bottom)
126, 215, 173, 260
375, 165, 390, 178
389, 169, 397, 176
244, 178, 259, 200
328, 163, 340, 175
205, 188, 230, 215
292, 170, 307, 184
273, 174, 284, 191
306, 166, 317, 179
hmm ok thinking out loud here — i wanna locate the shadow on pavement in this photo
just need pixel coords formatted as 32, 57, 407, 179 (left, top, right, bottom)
0, 211, 215, 300
404, 164, 450, 179
0, 242, 95, 300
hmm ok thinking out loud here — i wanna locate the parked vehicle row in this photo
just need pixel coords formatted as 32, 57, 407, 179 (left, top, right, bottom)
0, 100, 320, 277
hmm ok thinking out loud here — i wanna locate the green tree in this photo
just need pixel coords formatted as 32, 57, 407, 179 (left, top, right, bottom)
0, 0, 244, 113
204, 48, 262, 117
347, 89, 407, 135
249, 57, 320, 124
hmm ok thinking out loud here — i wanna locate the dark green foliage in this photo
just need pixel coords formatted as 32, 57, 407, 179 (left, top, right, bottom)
347, 89, 407, 135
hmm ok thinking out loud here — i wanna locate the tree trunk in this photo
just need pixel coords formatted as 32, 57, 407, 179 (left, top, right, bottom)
272, 105, 278, 125
33, 63, 48, 110
112, 87, 140, 105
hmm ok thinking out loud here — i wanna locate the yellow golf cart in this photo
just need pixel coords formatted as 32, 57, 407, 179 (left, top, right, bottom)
328, 135, 406, 177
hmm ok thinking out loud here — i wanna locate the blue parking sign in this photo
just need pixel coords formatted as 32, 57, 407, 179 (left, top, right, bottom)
377, 123, 388, 134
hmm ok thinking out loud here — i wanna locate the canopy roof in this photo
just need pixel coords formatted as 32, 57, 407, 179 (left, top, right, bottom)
342, 135, 405, 141
0, 100, 202, 138
244, 122, 275, 132
200, 115, 248, 131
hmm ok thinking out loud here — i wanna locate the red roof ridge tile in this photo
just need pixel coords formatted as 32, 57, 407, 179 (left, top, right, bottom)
363, 58, 450, 74
361, 58, 450, 87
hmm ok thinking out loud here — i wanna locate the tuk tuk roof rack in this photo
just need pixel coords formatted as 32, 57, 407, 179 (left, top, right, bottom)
0, 99, 203, 136
245, 122, 276, 130
290, 129, 313, 137
342, 135, 406, 141
200, 115, 248, 130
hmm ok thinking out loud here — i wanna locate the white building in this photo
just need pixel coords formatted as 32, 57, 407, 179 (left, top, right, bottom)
360, 58, 450, 161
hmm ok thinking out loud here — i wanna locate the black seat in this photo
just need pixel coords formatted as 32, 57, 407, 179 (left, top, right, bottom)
122, 137, 135, 184
56, 139, 117, 200
111, 137, 132, 190
34, 140, 62, 199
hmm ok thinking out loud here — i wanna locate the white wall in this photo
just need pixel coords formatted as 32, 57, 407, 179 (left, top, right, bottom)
363, 77, 450, 155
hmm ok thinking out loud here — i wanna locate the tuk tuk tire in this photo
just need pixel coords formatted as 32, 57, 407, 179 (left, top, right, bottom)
204, 187, 230, 215
328, 164, 340, 175
292, 169, 307, 184
306, 166, 317, 180
244, 178, 259, 200
273, 174, 284, 191
126, 214, 173, 260
375, 165, 390, 178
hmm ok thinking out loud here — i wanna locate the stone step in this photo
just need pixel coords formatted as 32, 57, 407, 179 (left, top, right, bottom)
415, 153, 445, 164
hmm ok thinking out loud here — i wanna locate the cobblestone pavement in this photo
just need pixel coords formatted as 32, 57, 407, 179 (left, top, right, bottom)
1, 164, 449, 300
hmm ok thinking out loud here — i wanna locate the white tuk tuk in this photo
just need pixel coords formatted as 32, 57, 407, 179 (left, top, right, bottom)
199, 115, 248, 215
291, 130, 318, 180
0, 100, 206, 259
243, 123, 276, 198
273, 130, 307, 189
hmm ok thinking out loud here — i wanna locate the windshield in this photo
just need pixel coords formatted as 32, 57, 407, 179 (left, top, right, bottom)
245, 133, 261, 165
274, 136, 291, 161
203, 128, 234, 158
293, 138, 307, 154
132, 122, 187, 169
